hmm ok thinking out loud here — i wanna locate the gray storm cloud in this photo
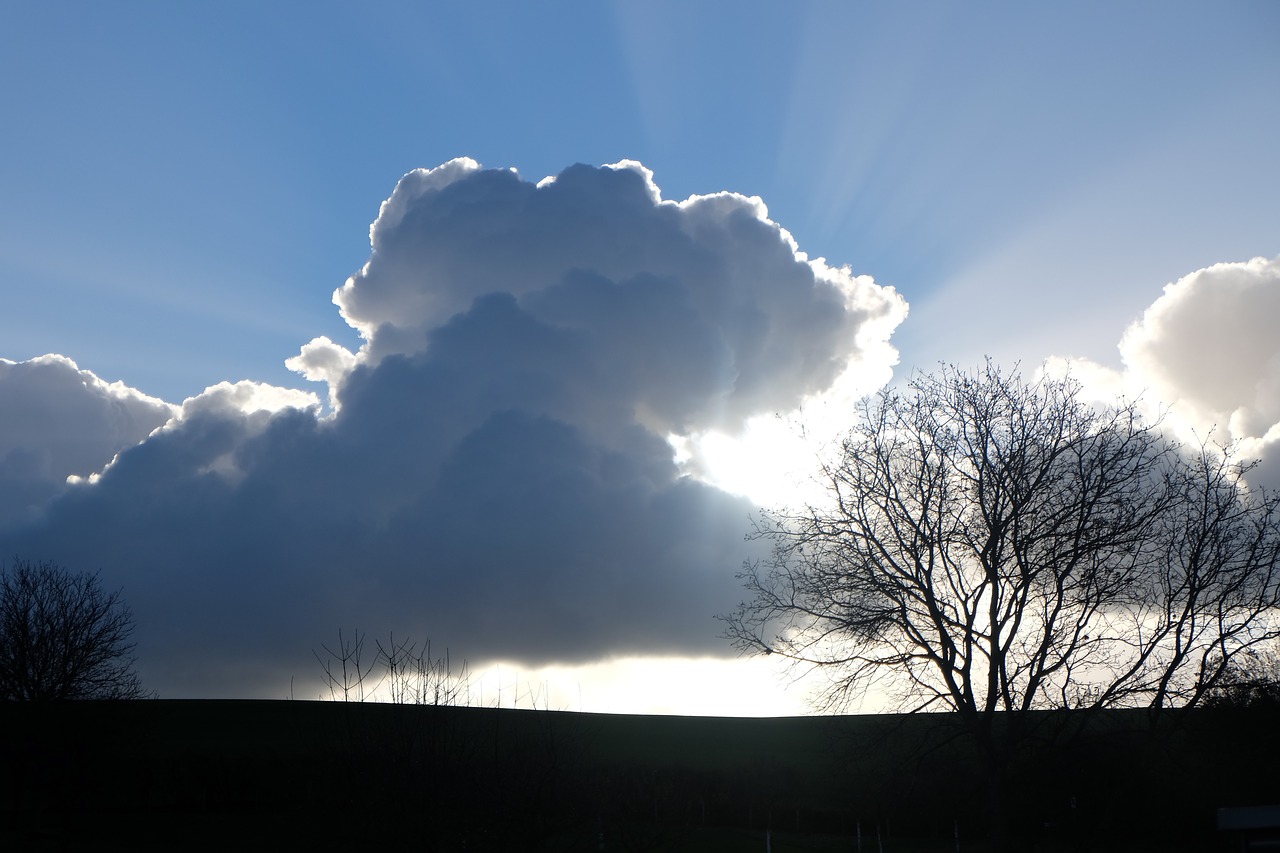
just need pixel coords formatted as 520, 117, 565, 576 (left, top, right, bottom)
0, 160, 907, 697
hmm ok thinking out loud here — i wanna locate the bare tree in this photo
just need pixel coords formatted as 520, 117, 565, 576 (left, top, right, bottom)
313, 629, 471, 705
0, 559, 148, 701
725, 363, 1280, 846
375, 634, 471, 706
313, 628, 379, 702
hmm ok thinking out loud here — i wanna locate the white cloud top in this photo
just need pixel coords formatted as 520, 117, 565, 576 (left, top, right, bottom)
1048, 255, 1280, 490
0, 355, 176, 529
177, 380, 320, 420
312, 159, 906, 435
1120, 256, 1280, 441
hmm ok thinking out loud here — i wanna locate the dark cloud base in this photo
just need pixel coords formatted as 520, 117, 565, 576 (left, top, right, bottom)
1, 307, 762, 694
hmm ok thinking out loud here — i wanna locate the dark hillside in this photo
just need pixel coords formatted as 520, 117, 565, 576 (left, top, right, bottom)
1, 700, 1275, 851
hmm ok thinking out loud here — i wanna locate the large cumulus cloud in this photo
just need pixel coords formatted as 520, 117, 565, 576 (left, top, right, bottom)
1049, 255, 1280, 490
0, 160, 906, 697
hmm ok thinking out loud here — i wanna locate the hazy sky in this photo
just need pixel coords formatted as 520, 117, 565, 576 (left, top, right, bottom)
2, 1, 1278, 714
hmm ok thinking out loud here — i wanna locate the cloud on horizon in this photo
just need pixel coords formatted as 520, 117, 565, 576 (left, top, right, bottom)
0, 160, 907, 697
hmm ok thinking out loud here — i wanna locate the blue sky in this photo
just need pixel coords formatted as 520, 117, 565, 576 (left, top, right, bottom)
2, 1, 1278, 714
6, 1, 1276, 401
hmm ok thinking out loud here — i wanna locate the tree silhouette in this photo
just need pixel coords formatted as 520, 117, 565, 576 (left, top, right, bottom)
1206, 641, 1280, 708
726, 362, 1280, 848
313, 628, 471, 705
0, 559, 148, 700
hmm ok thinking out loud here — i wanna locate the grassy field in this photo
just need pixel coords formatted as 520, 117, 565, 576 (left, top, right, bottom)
1, 700, 1276, 851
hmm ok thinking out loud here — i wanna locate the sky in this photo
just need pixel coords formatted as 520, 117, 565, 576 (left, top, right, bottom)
1, 1, 1278, 715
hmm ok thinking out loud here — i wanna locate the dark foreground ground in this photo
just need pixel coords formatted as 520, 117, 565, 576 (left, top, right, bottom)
1, 699, 1276, 851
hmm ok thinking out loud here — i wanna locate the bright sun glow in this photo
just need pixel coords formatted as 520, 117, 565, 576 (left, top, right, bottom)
460, 656, 818, 717
681, 416, 825, 509
298, 654, 822, 716
677, 378, 876, 511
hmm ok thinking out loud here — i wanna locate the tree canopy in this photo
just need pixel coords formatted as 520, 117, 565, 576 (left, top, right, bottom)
728, 363, 1280, 716
0, 559, 147, 701
726, 363, 1280, 846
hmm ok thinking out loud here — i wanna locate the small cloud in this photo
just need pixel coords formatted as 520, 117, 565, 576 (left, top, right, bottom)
285, 336, 357, 408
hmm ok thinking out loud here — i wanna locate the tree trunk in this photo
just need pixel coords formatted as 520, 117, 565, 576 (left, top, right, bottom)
976, 735, 1024, 853
985, 767, 1014, 853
